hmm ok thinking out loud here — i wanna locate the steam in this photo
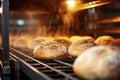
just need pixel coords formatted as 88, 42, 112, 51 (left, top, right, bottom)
9, 0, 80, 39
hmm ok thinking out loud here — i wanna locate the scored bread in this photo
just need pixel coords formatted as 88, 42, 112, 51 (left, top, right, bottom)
95, 36, 114, 45
33, 40, 68, 60
68, 40, 97, 57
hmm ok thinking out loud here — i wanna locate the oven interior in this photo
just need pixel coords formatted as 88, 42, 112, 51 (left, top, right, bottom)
0, 0, 120, 80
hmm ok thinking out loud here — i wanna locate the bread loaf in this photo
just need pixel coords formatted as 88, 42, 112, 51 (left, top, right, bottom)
13, 38, 28, 48
33, 40, 68, 60
68, 40, 97, 57
73, 46, 120, 80
95, 36, 114, 45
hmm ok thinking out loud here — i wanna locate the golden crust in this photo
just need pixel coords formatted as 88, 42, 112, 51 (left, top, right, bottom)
33, 41, 68, 60
68, 40, 97, 57
95, 36, 114, 45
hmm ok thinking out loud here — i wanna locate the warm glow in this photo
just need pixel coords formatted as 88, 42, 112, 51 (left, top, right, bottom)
66, 0, 76, 10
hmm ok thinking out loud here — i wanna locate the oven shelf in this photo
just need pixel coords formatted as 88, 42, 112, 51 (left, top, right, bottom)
9, 47, 80, 80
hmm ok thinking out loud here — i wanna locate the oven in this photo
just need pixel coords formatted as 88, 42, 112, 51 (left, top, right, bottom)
0, 0, 120, 80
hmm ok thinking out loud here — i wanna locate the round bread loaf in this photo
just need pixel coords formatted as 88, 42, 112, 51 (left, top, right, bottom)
73, 46, 120, 80
68, 40, 97, 57
33, 40, 68, 60
95, 36, 114, 45
13, 38, 28, 48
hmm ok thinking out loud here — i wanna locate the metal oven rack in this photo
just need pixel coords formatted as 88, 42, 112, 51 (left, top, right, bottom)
10, 47, 80, 80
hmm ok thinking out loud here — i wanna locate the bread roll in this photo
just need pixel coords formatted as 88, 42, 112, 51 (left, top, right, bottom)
95, 36, 114, 45
54, 37, 71, 48
13, 38, 28, 48
68, 40, 97, 57
73, 46, 120, 80
33, 40, 68, 60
